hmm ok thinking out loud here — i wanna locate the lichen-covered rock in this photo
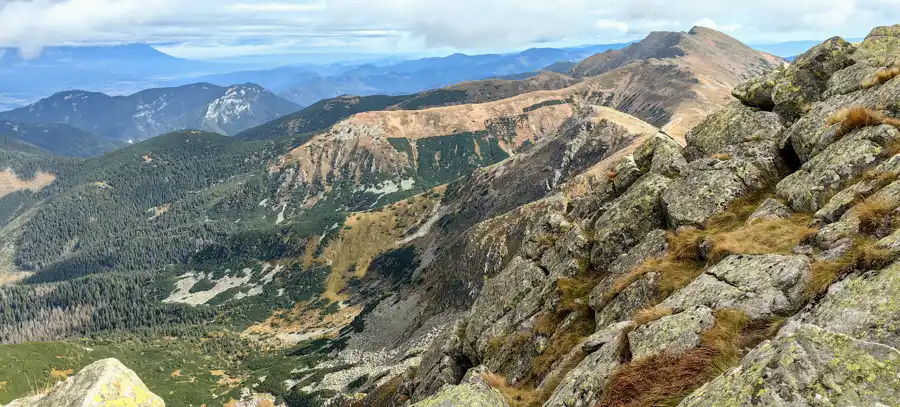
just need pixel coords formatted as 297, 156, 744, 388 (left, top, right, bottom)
594, 272, 660, 329
814, 177, 892, 223
877, 228, 900, 251
3, 358, 165, 407
777, 124, 899, 212
817, 178, 900, 247
732, 69, 781, 110
465, 255, 547, 360
803, 262, 900, 348
663, 254, 811, 319
676, 324, 900, 407
771, 37, 856, 123
410, 368, 509, 407
786, 72, 900, 163
628, 306, 715, 360
662, 157, 774, 228
611, 155, 644, 192
543, 322, 629, 407
540, 223, 591, 277
684, 101, 783, 158
825, 26, 900, 97
745, 198, 793, 224
632, 133, 687, 177
411, 319, 472, 403
590, 174, 670, 269
589, 229, 668, 314
853, 24, 900, 66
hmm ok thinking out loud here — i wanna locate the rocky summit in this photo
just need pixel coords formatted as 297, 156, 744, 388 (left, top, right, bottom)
2, 21, 900, 407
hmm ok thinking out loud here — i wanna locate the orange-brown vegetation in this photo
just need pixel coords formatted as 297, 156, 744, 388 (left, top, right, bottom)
862, 66, 900, 88
0, 170, 56, 198
598, 309, 782, 407
826, 107, 900, 138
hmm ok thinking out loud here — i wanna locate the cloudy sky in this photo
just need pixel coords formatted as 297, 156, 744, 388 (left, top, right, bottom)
1, 0, 898, 59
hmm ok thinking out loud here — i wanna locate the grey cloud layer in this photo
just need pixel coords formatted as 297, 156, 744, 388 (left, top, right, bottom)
1, 0, 898, 58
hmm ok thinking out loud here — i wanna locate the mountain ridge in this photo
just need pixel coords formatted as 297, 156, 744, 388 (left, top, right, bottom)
0, 83, 299, 141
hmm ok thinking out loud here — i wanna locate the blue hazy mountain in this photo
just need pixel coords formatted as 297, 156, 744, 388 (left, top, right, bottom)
196, 43, 633, 106
0, 83, 299, 141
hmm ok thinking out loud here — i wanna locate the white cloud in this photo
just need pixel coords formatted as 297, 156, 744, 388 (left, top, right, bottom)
228, 2, 326, 12
0, 0, 898, 59
693, 18, 742, 33
595, 19, 629, 34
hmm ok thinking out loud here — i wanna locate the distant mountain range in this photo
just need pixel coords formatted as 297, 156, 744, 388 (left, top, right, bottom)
0, 38, 837, 112
0, 83, 298, 142
191, 43, 633, 106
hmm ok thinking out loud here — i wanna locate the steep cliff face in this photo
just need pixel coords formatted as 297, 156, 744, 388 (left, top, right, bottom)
318, 25, 900, 407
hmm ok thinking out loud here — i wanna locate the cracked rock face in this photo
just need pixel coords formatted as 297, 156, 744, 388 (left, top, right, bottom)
662, 254, 811, 319
777, 124, 900, 213
543, 322, 630, 407
410, 367, 509, 407
676, 324, 900, 407
590, 173, 671, 269
628, 305, 715, 359
803, 262, 900, 349
684, 101, 784, 159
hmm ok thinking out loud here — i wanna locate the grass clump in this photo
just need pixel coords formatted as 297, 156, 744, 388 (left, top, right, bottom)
631, 305, 674, 327
862, 66, 900, 88
481, 373, 541, 407
854, 198, 899, 235
556, 277, 598, 312
707, 215, 816, 263
826, 107, 900, 138
597, 309, 783, 407
807, 237, 898, 298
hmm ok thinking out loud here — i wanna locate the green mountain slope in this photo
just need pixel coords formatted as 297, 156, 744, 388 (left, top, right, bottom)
236, 72, 579, 141
1, 120, 122, 157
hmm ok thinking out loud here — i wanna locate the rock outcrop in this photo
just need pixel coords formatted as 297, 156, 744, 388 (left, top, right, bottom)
2, 358, 164, 407
354, 24, 900, 407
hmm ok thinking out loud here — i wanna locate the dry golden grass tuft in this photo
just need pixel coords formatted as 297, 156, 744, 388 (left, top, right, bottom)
826, 107, 900, 138
598, 309, 782, 407
481, 373, 541, 407
603, 191, 815, 311
862, 66, 900, 88
807, 237, 898, 298
711, 153, 732, 161
854, 198, 899, 235
597, 347, 721, 407
631, 305, 673, 326
707, 215, 816, 263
